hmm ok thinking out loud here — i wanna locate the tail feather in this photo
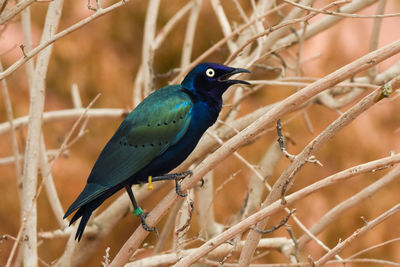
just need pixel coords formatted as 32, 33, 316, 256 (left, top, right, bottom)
65, 185, 121, 241
64, 182, 109, 219
72, 207, 92, 241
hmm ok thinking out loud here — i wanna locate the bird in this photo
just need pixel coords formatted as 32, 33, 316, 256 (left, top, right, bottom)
63, 62, 250, 241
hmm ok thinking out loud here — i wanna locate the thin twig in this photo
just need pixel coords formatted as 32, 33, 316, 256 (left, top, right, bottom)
0, 0, 132, 81
126, 238, 294, 267
171, 4, 287, 84
367, 0, 387, 82
0, 108, 126, 136
210, 0, 236, 52
274, 0, 378, 49
282, 0, 400, 19
0, 0, 35, 25
252, 209, 295, 234
152, 2, 192, 51
0, 150, 68, 166
141, 0, 160, 96
348, 237, 400, 259
39, 135, 68, 228
180, 0, 202, 67
0, 60, 22, 192
298, 165, 400, 249
315, 203, 400, 266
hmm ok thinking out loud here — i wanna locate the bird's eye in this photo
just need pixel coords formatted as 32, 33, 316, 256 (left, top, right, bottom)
205, 68, 215, 78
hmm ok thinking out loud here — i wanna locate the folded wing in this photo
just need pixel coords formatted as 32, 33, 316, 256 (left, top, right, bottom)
64, 85, 193, 218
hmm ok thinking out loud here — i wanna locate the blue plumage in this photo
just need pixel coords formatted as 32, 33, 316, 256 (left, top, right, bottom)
64, 63, 250, 241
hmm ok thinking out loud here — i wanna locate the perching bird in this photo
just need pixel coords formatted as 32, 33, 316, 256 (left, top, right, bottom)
64, 62, 250, 241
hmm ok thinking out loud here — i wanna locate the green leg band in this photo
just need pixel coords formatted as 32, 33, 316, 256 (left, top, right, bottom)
133, 207, 143, 216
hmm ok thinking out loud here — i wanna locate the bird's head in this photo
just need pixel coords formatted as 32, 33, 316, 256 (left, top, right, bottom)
181, 63, 250, 101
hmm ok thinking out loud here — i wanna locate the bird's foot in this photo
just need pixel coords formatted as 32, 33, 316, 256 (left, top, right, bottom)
139, 212, 159, 236
175, 178, 187, 197
173, 170, 193, 180
151, 170, 192, 197
151, 170, 192, 182
175, 170, 193, 197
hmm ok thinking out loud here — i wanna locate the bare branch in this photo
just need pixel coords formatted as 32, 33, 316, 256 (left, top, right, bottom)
174, 152, 400, 266
0, 0, 35, 25
282, 0, 400, 19
0, 108, 126, 136
20, 0, 64, 265
315, 203, 400, 266
141, 0, 160, 95
298, 165, 400, 249
0, 60, 22, 192
180, 0, 202, 67
127, 238, 294, 267
39, 136, 68, 229
274, 0, 379, 49
239, 74, 400, 266
367, 0, 387, 82
0, 0, 133, 82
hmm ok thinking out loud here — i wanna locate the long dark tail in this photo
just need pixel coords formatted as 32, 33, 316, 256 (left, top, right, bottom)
66, 186, 121, 241
69, 203, 95, 241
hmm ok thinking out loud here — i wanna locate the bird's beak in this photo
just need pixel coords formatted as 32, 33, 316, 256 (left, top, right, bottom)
218, 67, 251, 85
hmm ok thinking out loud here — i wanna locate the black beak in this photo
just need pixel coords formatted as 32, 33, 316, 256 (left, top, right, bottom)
218, 68, 251, 85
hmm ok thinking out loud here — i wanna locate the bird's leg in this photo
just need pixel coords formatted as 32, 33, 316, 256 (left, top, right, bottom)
124, 185, 158, 234
151, 170, 192, 197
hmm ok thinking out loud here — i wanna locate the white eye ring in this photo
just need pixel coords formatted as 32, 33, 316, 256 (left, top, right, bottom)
205, 68, 215, 78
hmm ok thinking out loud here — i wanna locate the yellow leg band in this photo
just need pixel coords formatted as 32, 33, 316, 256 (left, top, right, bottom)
148, 176, 153, 190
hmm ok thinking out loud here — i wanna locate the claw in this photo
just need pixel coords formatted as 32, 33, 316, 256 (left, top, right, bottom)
175, 179, 187, 197
176, 170, 192, 180
199, 178, 205, 187
139, 212, 159, 236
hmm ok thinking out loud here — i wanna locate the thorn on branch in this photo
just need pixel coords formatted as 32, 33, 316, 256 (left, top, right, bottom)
360, 216, 369, 225
87, 0, 102, 12
277, 119, 296, 161
277, 119, 322, 166
252, 209, 296, 234
372, 151, 395, 172
19, 44, 27, 58
281, 179, 290, 204
87, 2, 96, 11
219, 249, 234, 265
286, 224, 299, 262
307, 155, 323, 166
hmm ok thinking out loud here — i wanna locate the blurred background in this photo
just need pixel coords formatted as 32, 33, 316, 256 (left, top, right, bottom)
1, 0, 400, 266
